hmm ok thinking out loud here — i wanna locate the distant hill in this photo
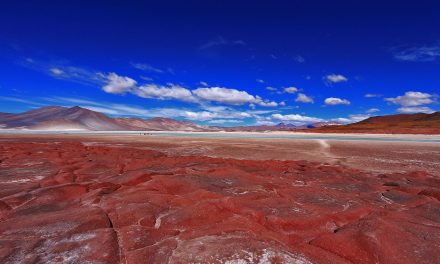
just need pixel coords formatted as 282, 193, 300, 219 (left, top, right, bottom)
114, 117, 213, 131
0, 106, 213, 131
308, 112, 440, 134
1, 106, 438, 134
0, 106, 128, 130
220, 121, 340, 132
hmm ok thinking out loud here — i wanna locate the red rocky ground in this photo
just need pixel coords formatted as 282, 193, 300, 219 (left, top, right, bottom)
0, 139, 439, 263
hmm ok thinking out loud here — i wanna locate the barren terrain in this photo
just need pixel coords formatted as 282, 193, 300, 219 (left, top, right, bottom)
0, 134, 439, 263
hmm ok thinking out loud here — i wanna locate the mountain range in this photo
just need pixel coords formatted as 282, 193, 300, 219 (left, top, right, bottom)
308, 112, 440, 134
0, 106, 439, 134
0, 106, 212, 131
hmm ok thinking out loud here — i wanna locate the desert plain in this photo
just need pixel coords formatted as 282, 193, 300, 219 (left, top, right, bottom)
0, 132, 439, 263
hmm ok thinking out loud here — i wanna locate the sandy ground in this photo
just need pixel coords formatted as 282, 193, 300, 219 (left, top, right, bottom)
1, 133, 439, 175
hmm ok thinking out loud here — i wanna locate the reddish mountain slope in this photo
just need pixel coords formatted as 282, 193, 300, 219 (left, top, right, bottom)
114, 117, 213, 131
0, 106, 128, 130
0, 106, 211, 131
222, 122, 340, 132
308, 112, 440, 134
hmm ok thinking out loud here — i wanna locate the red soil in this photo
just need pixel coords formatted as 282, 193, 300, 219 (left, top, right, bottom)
0, 140, 439, 263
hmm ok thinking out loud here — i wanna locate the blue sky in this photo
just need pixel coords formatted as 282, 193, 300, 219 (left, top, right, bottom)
0, 0, 439, 126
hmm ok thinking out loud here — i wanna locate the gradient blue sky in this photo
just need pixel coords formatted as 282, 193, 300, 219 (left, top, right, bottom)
0, 0, 439, 126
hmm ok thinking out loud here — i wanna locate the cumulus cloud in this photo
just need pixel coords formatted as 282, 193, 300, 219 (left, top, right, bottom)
332, 114, 370, 124
295, 93, 314, 103
397, 106, 434, 114
23, 58, 281, 109
324, 97, 351, 106
271, 113, 323, 123
184, 111, 217, 121
284, 87, 298, 94
393, 46, 440, 62
102, 73, 137, 94
135, 84, 196, 102
184, 108, 252, 121
193, 87, 256, 105
325, 74, 348, 84
256, 100, 278, 107
385, 91, 435, 107
366, 108, 380, 113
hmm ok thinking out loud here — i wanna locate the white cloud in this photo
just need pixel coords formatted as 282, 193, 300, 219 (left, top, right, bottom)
207, 119, 243, 124
257, 100, 278, 107
271, 113, 323, 123
284, 87, 298, 94
393, 46, 440, 62
256, 79, 265, 84
397, 106, 435, 114
348, 114, 370, 122
385, 91, 435, 107
193, 87, 256, 105
366, 108, 380, 113
135, 83, 196, 102
200, 81, 209, 87
184, 111, 217, 121
332, 114, 370, 124
295, 93, 314, 103
254, 96, 279, 107
365, 93, 382, 98
324, 97, 351, 105
21, 58, 103, 86
22, 58, 281, 109
140, 76, 153, 81
184, 108, 252, 121
50, 68, 64, 76
131, 62, 163, 73
266, 86, 277, 91
325, 74, 348, 84
102, 73, 137, 94
44, 96, 252, 121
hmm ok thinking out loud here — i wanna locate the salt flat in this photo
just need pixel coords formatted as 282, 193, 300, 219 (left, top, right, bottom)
1, 132, 439, 174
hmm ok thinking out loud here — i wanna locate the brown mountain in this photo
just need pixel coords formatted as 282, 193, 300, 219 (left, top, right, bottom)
0, 106, 212, 131
2, 106, 439, 134
220, 121, 340, 132
114, 117, 213, 131
308, 112, 440, 134
0, 106, 129, 130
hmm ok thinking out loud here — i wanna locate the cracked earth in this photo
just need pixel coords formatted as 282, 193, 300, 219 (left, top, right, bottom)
0, 138, 439, 263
